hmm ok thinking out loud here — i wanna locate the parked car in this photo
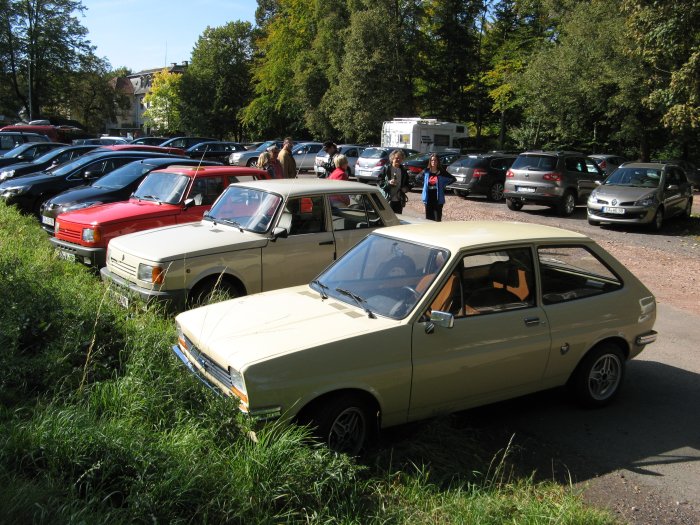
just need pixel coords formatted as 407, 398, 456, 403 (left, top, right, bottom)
172, 220, 658, 454
504, 151, 604, 216
159, 136, 217, 150
0, 150, 181, 215
404, 150, 462, 189
314, 144, 366, 178
73, 136, 129, 146
0, 145, 100, 182
101, 179, 406, 310
589, 154, 627, 176
229, 140, 286, 167
0, 142, 66, 169
185, 141, 246, 164
51, 166, 269, 267
354, 147, 419, 183
652, 159, 700, 191
39, 158, 222, 234
99, 144, 187, 156
0, 131, 50, 154
587, 162, 693, 231
291, 142, 324, 172
447, 152, 517, 201
129, 136, 168, 146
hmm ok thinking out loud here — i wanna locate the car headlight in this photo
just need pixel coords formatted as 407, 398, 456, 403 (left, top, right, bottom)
588, 190, 598, 203
0, 170, 15, 181
137, 263, 165, 284
64, 201, 101, 213
229, 366, 248, 403
81, 227, 101, 243
231, 153, 241, 161
634, 193, 657, 207
1, 185, 28, 196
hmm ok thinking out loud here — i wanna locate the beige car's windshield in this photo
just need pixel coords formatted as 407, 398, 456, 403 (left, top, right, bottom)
312, 234, 449, 319
205, 186, 282, 233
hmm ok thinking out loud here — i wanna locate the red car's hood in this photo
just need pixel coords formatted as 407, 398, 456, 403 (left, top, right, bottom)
57, 198, 180, 226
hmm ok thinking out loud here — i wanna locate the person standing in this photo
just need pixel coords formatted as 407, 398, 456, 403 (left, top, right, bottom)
319, 141, 339, 178
267, 145, 284, 179
378, 149, 410, 214
417, 153, 456, 221
278, 137, 297, 178
256, 151, 275, 179
328, 154, 350, 180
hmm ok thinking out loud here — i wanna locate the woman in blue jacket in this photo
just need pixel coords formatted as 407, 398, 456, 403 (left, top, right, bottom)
418, 154, 456, 221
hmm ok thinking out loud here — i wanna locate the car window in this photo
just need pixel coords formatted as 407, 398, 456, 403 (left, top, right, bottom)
565, 157, 586, 172
585, 159, 601, 175
344, 148, 358, 158
538, 246, 622, 305
1, 136, 17, 150
287, 195, 326, 235
330, 193, 383, 231
432, 247, 535, 317
361, 148, 387, 159
511, 155, 557, 171
189, 176, 224, 205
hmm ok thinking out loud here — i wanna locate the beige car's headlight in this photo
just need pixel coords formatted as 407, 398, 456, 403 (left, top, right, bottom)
137, 263, 165, 284
229, 367, 247, 402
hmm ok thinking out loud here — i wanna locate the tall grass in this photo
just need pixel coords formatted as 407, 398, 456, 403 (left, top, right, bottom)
0, 202, 614, 524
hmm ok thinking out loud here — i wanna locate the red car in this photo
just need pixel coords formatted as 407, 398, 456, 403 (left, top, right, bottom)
50, 166, 269, 267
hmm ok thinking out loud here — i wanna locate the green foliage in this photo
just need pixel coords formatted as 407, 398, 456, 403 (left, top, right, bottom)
143, 69, 183, 134
179, 21, 253, 139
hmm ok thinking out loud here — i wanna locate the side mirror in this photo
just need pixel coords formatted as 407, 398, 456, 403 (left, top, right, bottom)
430, 310, 454, 329
667, 184, 679, 190
594, 180, 602, 186
183, 197, 195, 209
272, 226, 288, 240
83, 170, 97, 180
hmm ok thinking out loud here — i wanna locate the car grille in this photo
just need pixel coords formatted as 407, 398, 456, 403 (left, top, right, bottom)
57, 223, 81, 242
184, 336, 232, 389
109, 256, 137, 278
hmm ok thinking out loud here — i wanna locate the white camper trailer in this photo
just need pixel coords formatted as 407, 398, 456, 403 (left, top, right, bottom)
381, 118, 468, 153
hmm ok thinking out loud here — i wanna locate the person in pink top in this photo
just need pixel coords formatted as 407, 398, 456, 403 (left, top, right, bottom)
328, 154, 349, 180
266, 145, 284, 179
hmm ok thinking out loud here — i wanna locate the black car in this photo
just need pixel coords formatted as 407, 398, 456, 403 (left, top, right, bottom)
0, 142, 66, 169
0, 131, 50, 154
185, 141, 246, 164
0, 145, 100, 182
160, 136, 217, 149
38, 157, 222, 234
447, 152, 518, 201
129, 136, 168, 146
0, 150, 183, 215
403, 151, 463, 189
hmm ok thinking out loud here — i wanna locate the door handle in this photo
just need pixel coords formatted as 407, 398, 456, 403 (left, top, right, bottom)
319, 240, 334, 246
524, 317, 544, 327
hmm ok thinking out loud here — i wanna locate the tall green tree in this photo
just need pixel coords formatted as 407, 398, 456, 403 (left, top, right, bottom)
179, 21, 253, 139
143, 69, 182, 135
0, 0, 91, 120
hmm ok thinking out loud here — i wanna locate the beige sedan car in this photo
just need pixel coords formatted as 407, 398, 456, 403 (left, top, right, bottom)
101, 179, 403, 310
173, 221, 658, 454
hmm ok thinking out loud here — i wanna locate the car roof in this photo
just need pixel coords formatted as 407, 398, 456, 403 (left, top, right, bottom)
618, 162, 672, 170
374, 221, 589, 252
150, 165, 268, 177
229, 178, 384, 194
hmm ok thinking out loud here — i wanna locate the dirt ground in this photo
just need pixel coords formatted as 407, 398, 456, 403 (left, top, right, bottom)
401, 191, 700, 524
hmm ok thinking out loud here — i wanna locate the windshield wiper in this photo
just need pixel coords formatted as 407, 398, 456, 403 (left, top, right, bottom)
335, 287, 375, 319
216, 217, 244, 232
137, 194, 162, 203
311, 279, 329, 299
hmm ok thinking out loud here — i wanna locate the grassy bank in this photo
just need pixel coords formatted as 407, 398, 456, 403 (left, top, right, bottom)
0, 202, 615, 524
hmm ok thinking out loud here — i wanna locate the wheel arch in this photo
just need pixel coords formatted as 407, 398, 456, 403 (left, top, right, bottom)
567, 336, 629, 384
294, 388, 382, 431
188, 270, 247, 299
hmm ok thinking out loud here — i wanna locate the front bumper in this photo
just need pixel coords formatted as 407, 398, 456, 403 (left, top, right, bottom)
587, 204, 656, 224
50, 237, 106, 266
100, 266, 187, 310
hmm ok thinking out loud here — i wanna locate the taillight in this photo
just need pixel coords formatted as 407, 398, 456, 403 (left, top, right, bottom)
506, 169, 514, 178
407, 166, 422, 173
375, 159, 387, 167
598, 160, 607, 170
472, 168, 487, 178
542, 172, 562, 182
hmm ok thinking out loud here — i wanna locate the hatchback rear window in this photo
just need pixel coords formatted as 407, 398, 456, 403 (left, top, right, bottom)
511, 155, 557, 171
361, 148, 387, 159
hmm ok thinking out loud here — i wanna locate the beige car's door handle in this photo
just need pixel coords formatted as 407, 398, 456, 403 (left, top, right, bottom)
524, 317, 545, 327
319, 240, 334, 246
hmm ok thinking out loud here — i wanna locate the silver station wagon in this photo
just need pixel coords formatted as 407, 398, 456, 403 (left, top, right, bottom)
101, 179, 404, 310
173, 221, 658, 455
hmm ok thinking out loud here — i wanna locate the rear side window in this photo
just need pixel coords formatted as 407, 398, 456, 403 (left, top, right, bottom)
564, 157, 586, 172
511, 155, 557, 171
190, 176, 224, 205
538, 246, 622, 304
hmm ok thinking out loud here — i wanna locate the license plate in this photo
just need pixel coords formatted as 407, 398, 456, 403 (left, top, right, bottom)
111, 289, 130, 308
58, 250, 75, 262
41, 215, 55, 226
602, 206, 625, 214
517, 186, 536, 193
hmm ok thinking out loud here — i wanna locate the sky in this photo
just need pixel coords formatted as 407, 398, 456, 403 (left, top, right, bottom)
79, 0, 257, 73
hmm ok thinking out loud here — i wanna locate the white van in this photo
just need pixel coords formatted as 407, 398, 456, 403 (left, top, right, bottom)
381, 117, 468, 153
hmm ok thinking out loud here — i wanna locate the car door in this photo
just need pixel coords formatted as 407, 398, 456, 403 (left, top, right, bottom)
409, 247, 551, 421
661, 168, 684, 216
567, 156, 598, 200
329, 192, 386, 257
262, 195, 336, 290
178, 175, 225, 223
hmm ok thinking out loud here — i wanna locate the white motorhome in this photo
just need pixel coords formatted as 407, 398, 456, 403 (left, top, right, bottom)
381, 117, 468, 153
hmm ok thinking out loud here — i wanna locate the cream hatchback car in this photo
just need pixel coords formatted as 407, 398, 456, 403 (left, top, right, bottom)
173, 221, 658, 455
101, 179, 403, 310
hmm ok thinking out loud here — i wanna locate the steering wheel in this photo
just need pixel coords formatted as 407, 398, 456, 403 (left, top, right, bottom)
389, 286, 419, 317
401, 286, 419, 300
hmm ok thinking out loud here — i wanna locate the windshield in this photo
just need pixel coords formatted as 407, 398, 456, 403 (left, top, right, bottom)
205, 186, 282, 233
1, 144, 33, 158
311, 234, 449, 319
51, 153, 103, 176
604, 167, 661, 188
255, 140, 277, 152
133, 171, 190, 204
93, 161, 155, 189
30, 146, 69, 165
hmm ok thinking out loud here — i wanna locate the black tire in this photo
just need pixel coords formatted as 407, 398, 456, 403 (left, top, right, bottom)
682, 199, 692, 219
188, 277, 241, 308
569, 343, 625, 408
649, 206, 664, 232
557, 190, 576, 217
246, 157, 257, 167
306, 394, 374, 455
506, 198, 523, 211
487, 182, 505, 201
